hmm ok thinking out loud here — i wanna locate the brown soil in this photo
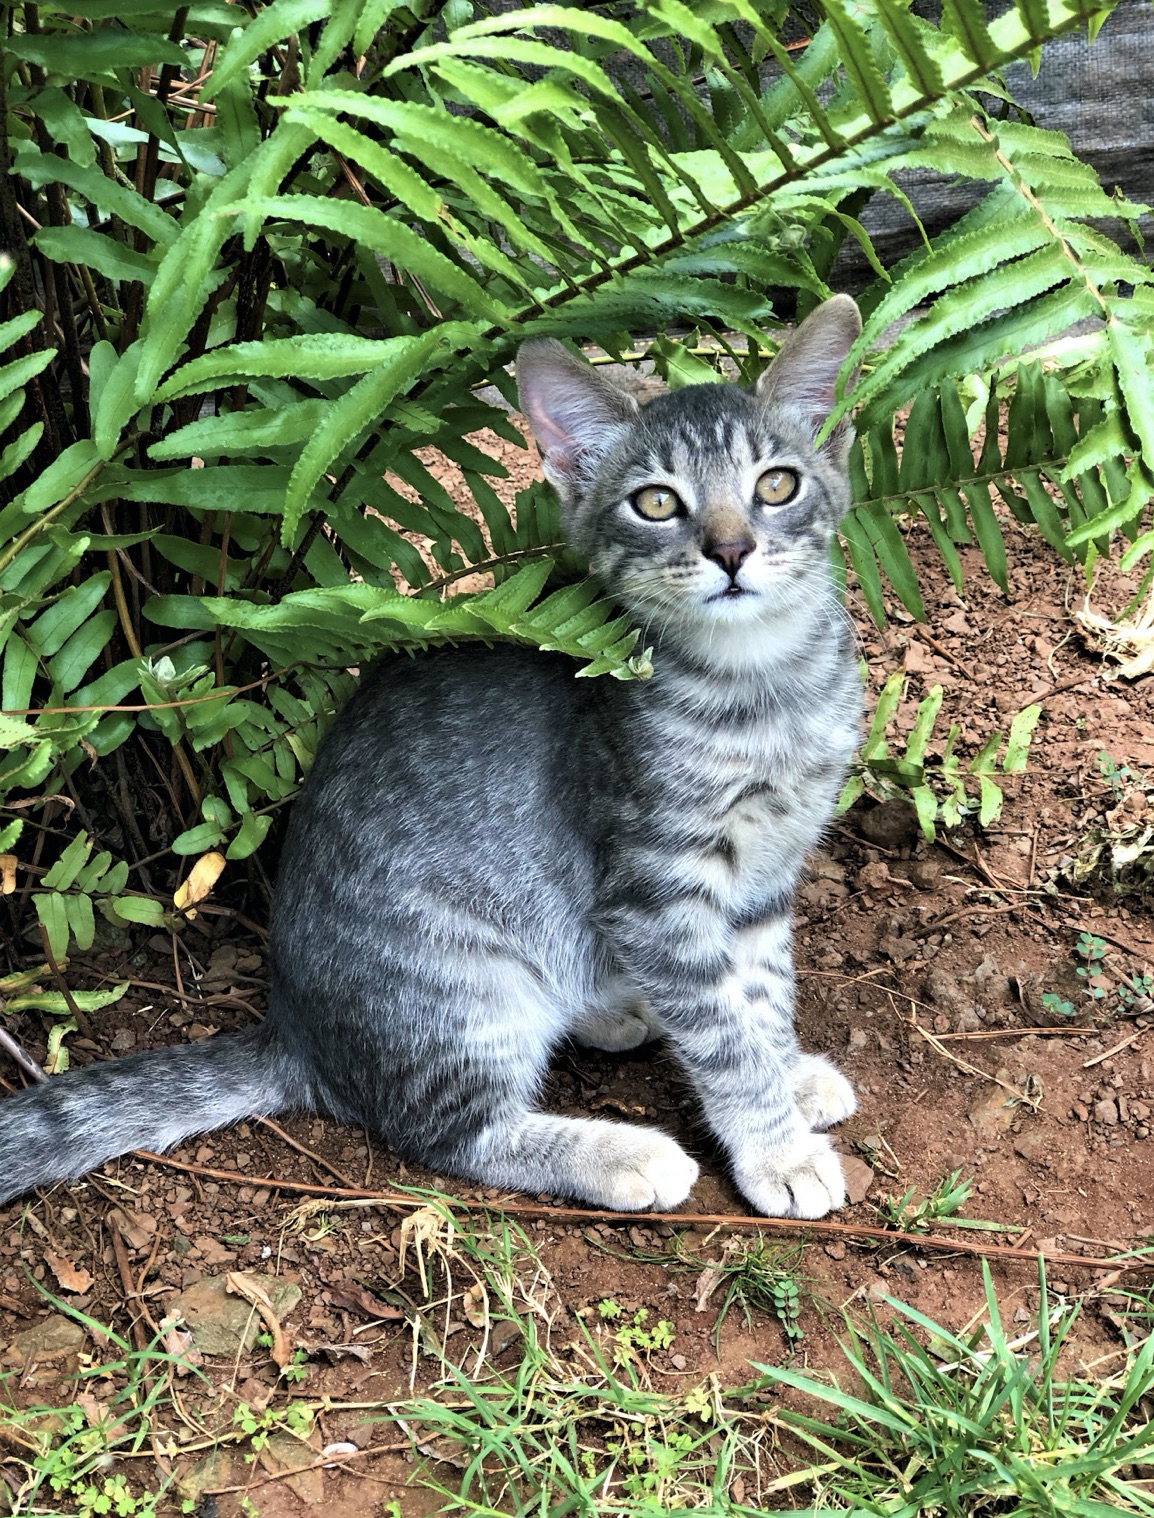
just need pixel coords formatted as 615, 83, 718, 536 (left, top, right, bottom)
1, 431, 1151, 1516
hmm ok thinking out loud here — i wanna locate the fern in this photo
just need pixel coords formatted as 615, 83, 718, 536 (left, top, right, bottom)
0, 0, 1148, 962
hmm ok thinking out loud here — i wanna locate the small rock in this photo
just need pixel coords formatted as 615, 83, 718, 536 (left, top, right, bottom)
840, 1155, 874, 1205
879, 934, 918, 964
1093, 1098, 1119, 1126
824, 1240, 847, 1260
259, 1430, 323, 1504
109, 1028, 137, 1052
857, 860, 896, 892
926, 969, 966, 1007
1070, 1102, 1089, 1122
955, 1010, 983, 1033
846, 1027, 868, 1051
859, 800, 920, 849
1118, 1095, 1129, 1122
193, 1237, 238, 1268
973, 956, 1012, 1002
907, 858, 945, 890
107, 1206, 156, 1252
6, 1314, 86, 1368
1131, 1102, 1150, 1121
168, 1273, 301, 1358
1012, 1132, 1049, 1165
669, 1353, 687, 1370
969, 1082, 1016, 1135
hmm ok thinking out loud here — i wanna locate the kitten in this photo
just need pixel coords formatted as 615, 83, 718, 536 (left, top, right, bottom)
0, 295, 863, 1219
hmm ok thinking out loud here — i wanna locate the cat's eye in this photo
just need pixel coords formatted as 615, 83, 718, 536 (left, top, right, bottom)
755, 468, 799, 506
631, 485, 684, 522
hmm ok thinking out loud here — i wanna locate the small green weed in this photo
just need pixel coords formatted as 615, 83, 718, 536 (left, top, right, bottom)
1067, 930, 1154, 1017
231, 1398, 312, 1459
1041, 989, 1077, 1018
744, 1260, 1154, 1515
709, 1239, 807, 1352
0, 1304, 196, 1517
1076, 930, 1110, 1002
596, 1300, 675, 1366
877, 1168, 983, 1233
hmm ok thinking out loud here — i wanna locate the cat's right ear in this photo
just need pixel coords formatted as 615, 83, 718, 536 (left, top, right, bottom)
517, 340, 637, 502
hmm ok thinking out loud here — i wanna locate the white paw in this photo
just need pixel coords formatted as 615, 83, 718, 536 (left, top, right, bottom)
584, 1125, 699, 1212
793, 1054, 857, 1130
734, 1133, 846, 1219
573, 1004, 660, 1052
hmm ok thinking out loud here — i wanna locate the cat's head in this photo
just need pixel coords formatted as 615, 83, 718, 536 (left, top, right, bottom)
516, 295, 861, 642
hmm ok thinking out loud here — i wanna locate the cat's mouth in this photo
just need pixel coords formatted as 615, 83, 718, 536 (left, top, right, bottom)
708, 584, 753, 602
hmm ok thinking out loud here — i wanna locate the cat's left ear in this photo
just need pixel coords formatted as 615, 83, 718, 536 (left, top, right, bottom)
756, 295, 862, 462
517, 339, 638, 502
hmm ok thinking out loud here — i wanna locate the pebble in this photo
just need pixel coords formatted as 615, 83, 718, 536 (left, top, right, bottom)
669, 1353, 687, 1370
1070, 1102, 1089, 1121
1093, 1097, 1119, 1126
824, 1241, 847, 1260
859, 799, 920, 848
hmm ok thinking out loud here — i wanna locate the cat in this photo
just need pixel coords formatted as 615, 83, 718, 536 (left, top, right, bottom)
0, 294, 864, 1219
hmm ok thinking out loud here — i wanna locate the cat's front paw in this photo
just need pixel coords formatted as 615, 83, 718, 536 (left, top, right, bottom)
793, 1054, 856, 1130
734, 1133, 846, 1219
583, 1125, 699, 1211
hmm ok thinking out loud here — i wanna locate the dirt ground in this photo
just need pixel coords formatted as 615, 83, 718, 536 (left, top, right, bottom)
2, 423, 1152, 1515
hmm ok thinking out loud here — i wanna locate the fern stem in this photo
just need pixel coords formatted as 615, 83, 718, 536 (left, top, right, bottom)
969, 114, 1109, 315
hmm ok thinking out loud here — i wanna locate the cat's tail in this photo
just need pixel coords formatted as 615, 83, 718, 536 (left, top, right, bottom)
0, 1021, 302, 1207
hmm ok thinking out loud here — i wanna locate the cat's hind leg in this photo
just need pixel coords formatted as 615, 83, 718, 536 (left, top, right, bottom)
792, 1052, 856, 1131
329, 952, 697, 1213
571, 976, 661, 1052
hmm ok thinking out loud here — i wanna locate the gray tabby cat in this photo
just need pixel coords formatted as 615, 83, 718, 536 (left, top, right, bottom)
0, 295, 863, 1219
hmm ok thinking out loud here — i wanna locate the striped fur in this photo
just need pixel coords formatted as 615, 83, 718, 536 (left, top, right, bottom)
0, 297, 862, 1219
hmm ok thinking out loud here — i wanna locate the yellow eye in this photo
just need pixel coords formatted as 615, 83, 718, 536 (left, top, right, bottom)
631, 485, 683, 522
755, 468, 799, 506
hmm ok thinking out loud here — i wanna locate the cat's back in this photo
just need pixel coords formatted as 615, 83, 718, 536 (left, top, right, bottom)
272, 642, 603, 939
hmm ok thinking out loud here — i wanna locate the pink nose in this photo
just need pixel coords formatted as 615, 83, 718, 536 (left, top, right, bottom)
706, 541, 753, 581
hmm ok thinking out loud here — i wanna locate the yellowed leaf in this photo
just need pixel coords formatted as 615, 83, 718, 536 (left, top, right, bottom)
462, 1281, 488, 1329
0, 855, 16, 895
173, 852, 226, 917
226, 1271, 290, 1367
43, 1250, 94, 1295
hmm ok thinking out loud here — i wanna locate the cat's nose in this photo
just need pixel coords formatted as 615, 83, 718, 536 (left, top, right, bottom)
705, 540, 754, 581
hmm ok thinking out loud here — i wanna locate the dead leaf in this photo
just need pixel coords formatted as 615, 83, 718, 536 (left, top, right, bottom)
158, 1314, 203, 1374
107, 1206, 156, 1252
225, 1271, 289, 1367
0, 855, 16, 895
43, 1251, 94, 1295
840, 1155, 875, 1205
314, 1343, 372, 1364
173, 851, 226, 919
462, 1282, 488, 1329
693, 1266, 725, 1313
326, 1283, 405, 1321
398, 1204, 454, 1297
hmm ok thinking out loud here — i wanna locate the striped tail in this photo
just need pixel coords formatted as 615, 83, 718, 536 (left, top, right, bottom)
0, 1023, 300, 1206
